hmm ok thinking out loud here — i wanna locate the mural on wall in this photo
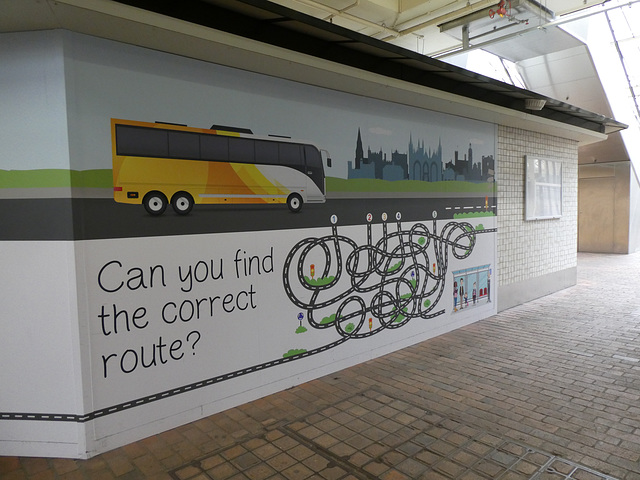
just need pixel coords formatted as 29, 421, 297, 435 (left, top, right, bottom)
76, 111, 496, 430
111, 118, 330, 215
107, 118, 496, 218
283, 212, 495, 347
0, 33, 498, 454
2, 118, 497, 424
452, 265, 492, 311
346, 129, 495, 185
78, 211, 496, 433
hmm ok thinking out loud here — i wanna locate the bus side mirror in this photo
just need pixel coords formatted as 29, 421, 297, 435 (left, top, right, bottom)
320, 149, 331, 169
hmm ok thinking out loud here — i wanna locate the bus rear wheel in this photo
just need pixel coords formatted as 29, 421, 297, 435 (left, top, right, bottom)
143, 191, 168, 216
172, 192, 194, 215
287, 193, 303, 213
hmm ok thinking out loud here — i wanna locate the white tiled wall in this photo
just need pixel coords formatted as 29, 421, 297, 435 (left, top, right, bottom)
497, 126, 578, 287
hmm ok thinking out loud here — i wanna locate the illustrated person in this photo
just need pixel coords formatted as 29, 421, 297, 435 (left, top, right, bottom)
459, 278, 464, 310
473, 282, 477, 305
453, 281, 458, 311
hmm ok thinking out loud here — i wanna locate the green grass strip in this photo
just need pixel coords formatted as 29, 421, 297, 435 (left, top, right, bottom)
453, 211, 496, 219
0, 169, 113, 188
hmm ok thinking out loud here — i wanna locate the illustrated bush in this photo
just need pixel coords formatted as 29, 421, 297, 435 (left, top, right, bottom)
387, 261, 402, 273
283, 348, 307, 358
304, 276, 335, 286
320, 314, 337, 324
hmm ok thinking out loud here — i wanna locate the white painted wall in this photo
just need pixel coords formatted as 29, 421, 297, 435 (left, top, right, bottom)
0, 31, 70, 171
0, 241, 85, 457
0, 31, 85, 458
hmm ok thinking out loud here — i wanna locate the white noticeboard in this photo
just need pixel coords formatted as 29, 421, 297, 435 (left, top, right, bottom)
525, 156, 563, 220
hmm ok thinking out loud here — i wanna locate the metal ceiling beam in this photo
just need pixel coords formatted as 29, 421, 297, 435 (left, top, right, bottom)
282, 0, 401, 36
385, 0, 500, 39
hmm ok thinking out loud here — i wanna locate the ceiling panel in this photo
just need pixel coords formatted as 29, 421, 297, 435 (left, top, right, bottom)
518, 45, 613, 117
481, 26, 584, 62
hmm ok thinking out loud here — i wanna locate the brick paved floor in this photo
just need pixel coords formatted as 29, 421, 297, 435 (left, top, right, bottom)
2, 252, 640, 479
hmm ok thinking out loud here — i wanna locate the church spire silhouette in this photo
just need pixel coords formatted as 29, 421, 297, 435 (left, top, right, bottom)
355, 128, 364, 170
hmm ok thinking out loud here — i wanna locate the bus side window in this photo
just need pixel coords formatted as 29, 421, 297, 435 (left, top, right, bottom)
304, 146, 322, 170
169, 131, 200, 160
279, 144, 304, 173
229, 137, 255, 164
201, 134, 229, 161
116, 125, 168, 157
255, 140, 279, 165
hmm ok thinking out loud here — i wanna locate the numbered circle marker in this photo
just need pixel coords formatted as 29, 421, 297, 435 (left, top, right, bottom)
432, 210, 438, 219
330, 214, 338, 224
382, 212, 388, 222
366, 212, 373, 223
396, 212, 402, 221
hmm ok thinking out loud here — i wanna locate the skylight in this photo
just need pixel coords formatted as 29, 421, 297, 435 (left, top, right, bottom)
605, 4, 640, 121
462, 50, 527, 88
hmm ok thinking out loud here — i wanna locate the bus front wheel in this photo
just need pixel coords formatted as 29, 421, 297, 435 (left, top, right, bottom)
287, 193, 303, 213
172, 192, 194, 215
143, 191, 168, 216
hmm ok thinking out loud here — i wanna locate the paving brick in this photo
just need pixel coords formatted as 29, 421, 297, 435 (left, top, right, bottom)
49, 459, 78, 475
245, 462, 277, 480
58, 471, 84, 480
205, 461, 239, 479
282, 463, 313, 480
362, 460, 389, 476
20, 459, 50, 476
300, 453, 329, 472
318, 465, 347, 480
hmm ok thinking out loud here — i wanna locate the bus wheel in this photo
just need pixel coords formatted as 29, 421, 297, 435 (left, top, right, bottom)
287, 193, 303, 213
172, 192, 194, 215
143, 191, 168, 216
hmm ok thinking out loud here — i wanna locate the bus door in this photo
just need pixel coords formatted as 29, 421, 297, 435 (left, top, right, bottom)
303, 145, 325, 195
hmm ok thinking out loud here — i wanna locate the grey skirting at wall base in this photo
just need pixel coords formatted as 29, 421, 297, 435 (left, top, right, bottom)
498, 267, 577, 312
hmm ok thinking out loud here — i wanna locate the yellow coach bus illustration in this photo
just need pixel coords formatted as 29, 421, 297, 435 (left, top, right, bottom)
111, 119, 330, 215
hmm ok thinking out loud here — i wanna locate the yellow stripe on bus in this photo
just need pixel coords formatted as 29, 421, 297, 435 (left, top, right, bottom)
231, 163, 288, 196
